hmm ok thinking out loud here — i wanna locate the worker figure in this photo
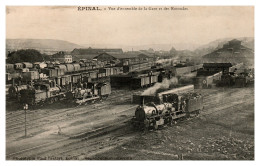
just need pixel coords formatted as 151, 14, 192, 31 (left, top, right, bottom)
144, 119, 149, 134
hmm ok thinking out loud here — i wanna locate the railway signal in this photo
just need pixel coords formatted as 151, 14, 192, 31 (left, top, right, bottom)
23, 104, 28, 137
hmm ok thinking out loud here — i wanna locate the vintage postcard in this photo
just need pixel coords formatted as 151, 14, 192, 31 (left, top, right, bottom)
5, 6, 254, 160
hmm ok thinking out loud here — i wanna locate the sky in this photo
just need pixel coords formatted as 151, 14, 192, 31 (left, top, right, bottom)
6, 6, 254, 48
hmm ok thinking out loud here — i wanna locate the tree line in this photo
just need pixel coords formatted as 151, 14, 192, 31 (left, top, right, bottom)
6, 49, 51, 64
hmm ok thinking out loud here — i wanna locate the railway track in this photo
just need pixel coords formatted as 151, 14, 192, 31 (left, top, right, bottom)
6, 90, 139, 134
5, 87, 240, 133
6, 101, 135, 136
33, 89, 252, 159
5, 89, 133, 120
6, 113, 134, 159
6, 87, 253, 159
6, 88, 235, 137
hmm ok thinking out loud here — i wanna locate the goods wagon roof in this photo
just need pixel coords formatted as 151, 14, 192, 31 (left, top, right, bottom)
56, 65, 67, 70
203, 63, 232, 68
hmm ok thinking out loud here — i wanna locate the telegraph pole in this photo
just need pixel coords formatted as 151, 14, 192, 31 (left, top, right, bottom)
23, 104, 28, 137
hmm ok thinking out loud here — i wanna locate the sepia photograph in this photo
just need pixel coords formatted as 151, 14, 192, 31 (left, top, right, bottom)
4, 5, 254, 160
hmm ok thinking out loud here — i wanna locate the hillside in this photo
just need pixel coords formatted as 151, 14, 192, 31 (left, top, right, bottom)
202, 39, 254, 65
6, 39, 83, 54
194, 37, 254, 56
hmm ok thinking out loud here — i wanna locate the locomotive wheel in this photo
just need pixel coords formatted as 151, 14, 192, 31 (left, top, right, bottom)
195, 110, 200, 117
186, 113, 191, 119
170, 119, 177, 126
49, 98, 54, 104
54, 97, 58, 102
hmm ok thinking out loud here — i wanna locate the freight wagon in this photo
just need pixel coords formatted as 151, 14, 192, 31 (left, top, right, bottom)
21, 71, 40, 82
123, 62, 152, 73
6, 64, 14, 71
110, 75, 133, 88
71, 74, 81, 84
130, 73, 159, 89
23, 62, 33, 69
193, 76, 213, 88
55, 64, 67, 73
217, 74, 235, 87
41, 68, 65, 78
194, 71, 222, 88
229, 63, 243, 73
234, 76, 248, 87
65, 64, 75, 73
131, 76, 148, 89
60, 75, 71, 86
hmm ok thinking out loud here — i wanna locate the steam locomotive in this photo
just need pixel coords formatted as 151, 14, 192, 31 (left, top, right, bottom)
19, 83, 66, 105
19, 81, 111, 106
66, 82, 111, 104
131, 92, 203, 130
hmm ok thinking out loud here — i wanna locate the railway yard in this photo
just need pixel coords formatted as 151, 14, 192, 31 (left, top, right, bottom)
4, 6, 256, 162
5, 54, 255, 160
6, 84, 254, 160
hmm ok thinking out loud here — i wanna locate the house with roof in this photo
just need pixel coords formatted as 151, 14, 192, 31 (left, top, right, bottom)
52, 51, 73, 63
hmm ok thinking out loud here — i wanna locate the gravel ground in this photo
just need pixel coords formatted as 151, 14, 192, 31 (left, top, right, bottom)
6, 86, 254, 160
93, 86, 254, 160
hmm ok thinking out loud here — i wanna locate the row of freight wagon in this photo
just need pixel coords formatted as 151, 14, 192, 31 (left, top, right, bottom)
42, 65, 123, 78
6, 60, 116, 71
8, 71, 111, 100
8, 70, 114, 98
218, 74, 253, 87
153, 64, 203, 76
7, 66, 123, 84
